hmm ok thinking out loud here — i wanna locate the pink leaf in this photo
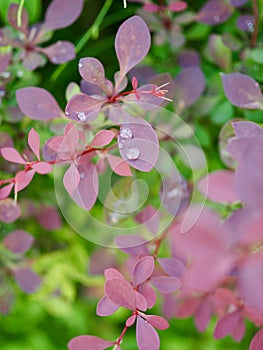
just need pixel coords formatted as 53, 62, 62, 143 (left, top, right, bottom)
107, 154, 132, 177
0, 51, 11, 73
135, 205, 159, 236
168, 1, 188, 12
0, 183, 14, 200
135, 291, 148, 311
23, 52, 44, 71
96, 295, 119, 316
0, 198, 21, 223
90, 130, 115, 147
15, 170, 35, 192
126, 314, 137, 327
115, 16, 151, 80
69, 161, 98, 211
198, 170, 239, 203
151, 276, 182, 293
65, 93, 104, 122
105, 278, 136, 311
138, 282, 157, 309
68, 335, 114, 350
13, 268, 41, 293
104, 268, 125, 281
8, 3, 28, 35
232, 121, 263, 139
249, 328, 263, 350
16, 87, 63, 120
78, 57, 108, 92
28, 128, 40, 160
133, 256, 154, 287
136, 316, 160, 350
63, 163, 80, 194
214, 310, 242, 339
143, 315, 169, 330
118, 118, 159, 172
3, 230, 34, 254
195, 300, 212, 332
221, 73, 263, 109
1, 147, 25, 164
115, 235, 148, 255
41, 41, 75, 64
44, 0, 84, 31
143, 4, 159, 13
32, 162, 52, 174
158, 257, 186, 278
196, 0, 234, 25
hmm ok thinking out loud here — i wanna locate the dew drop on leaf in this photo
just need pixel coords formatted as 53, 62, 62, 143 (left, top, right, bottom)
120, 127, 133, 139
77, 111, 87, 122
78, 62, 83, 68
126, 147, 140, 160
119, 142, 124, 149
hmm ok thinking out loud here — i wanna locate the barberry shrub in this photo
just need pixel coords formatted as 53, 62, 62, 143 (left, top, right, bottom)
1, 1, 263, 350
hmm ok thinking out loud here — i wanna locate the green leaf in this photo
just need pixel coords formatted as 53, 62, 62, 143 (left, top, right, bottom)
211, 101, 234, 125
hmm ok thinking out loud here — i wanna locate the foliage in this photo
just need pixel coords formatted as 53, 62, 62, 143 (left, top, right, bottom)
1, 0, 263, 349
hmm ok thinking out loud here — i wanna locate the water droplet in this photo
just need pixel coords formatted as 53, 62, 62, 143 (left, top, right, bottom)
52, 56, 58, 63
16, 70, 24, 78
246, 20, 254, 32
120, 127, 133, 139
213, 16, 220, 22
65, 111, 69, 116
255, 82, 259, 88
80, 173, 85, 179
126, 147, 140, 160
1, 71, 10, 79
119, 142, 124, 149
77, 111, 87, 122
78, 62, 83, 69
167, 188, 180, 198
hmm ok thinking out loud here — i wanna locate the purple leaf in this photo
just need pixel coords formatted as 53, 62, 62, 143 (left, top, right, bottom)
3, 230, 34, 254
13, 268, 41, 293
0, 184, 14, 200
28, 128, 40, 160
168, 1, 187, 12
96, 295, 119, 316
177, 49, 200, 68
0, 199, 21, 223
44, 0, 84, 31
117, 118, 159, 172
133, 256, 154, 286
0, 132, 13, 149
231, 0, 248, 7
232, 121, 263, 139
115, 16, 151, 80
198, 170, 239, 203
105, 278, 136, 311
1, 147, 25, 164
158, 257, 186, 278
63, 163, 80, 195
78, 57, 108, 92
23, 52, 44, 71
126, 314, 137, 327
68, 335, 114, 350
196, 0, 234, 25
41, 41, 76, 64
221, 73, 263, 109
250, 328, 263, 350
107, 155, 132, 177
32, 162, 52, 174
0, 51, 11, 73
143, 315, 169, 330
90, 130, 115, 147
65, 93, 104, 122
214, 310, 242, 339
16, 87, 63, 120
136, 316, 160, 350
69, 160, 98, 211
151, 276, 182, 293
232, 319, 246, 341
36, 205, 61, 231
135, 291, 148, 311
174, 67, 205, 107
15, 170, 35, 193
8, 4, 28, 35
236, 15, 254, 32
